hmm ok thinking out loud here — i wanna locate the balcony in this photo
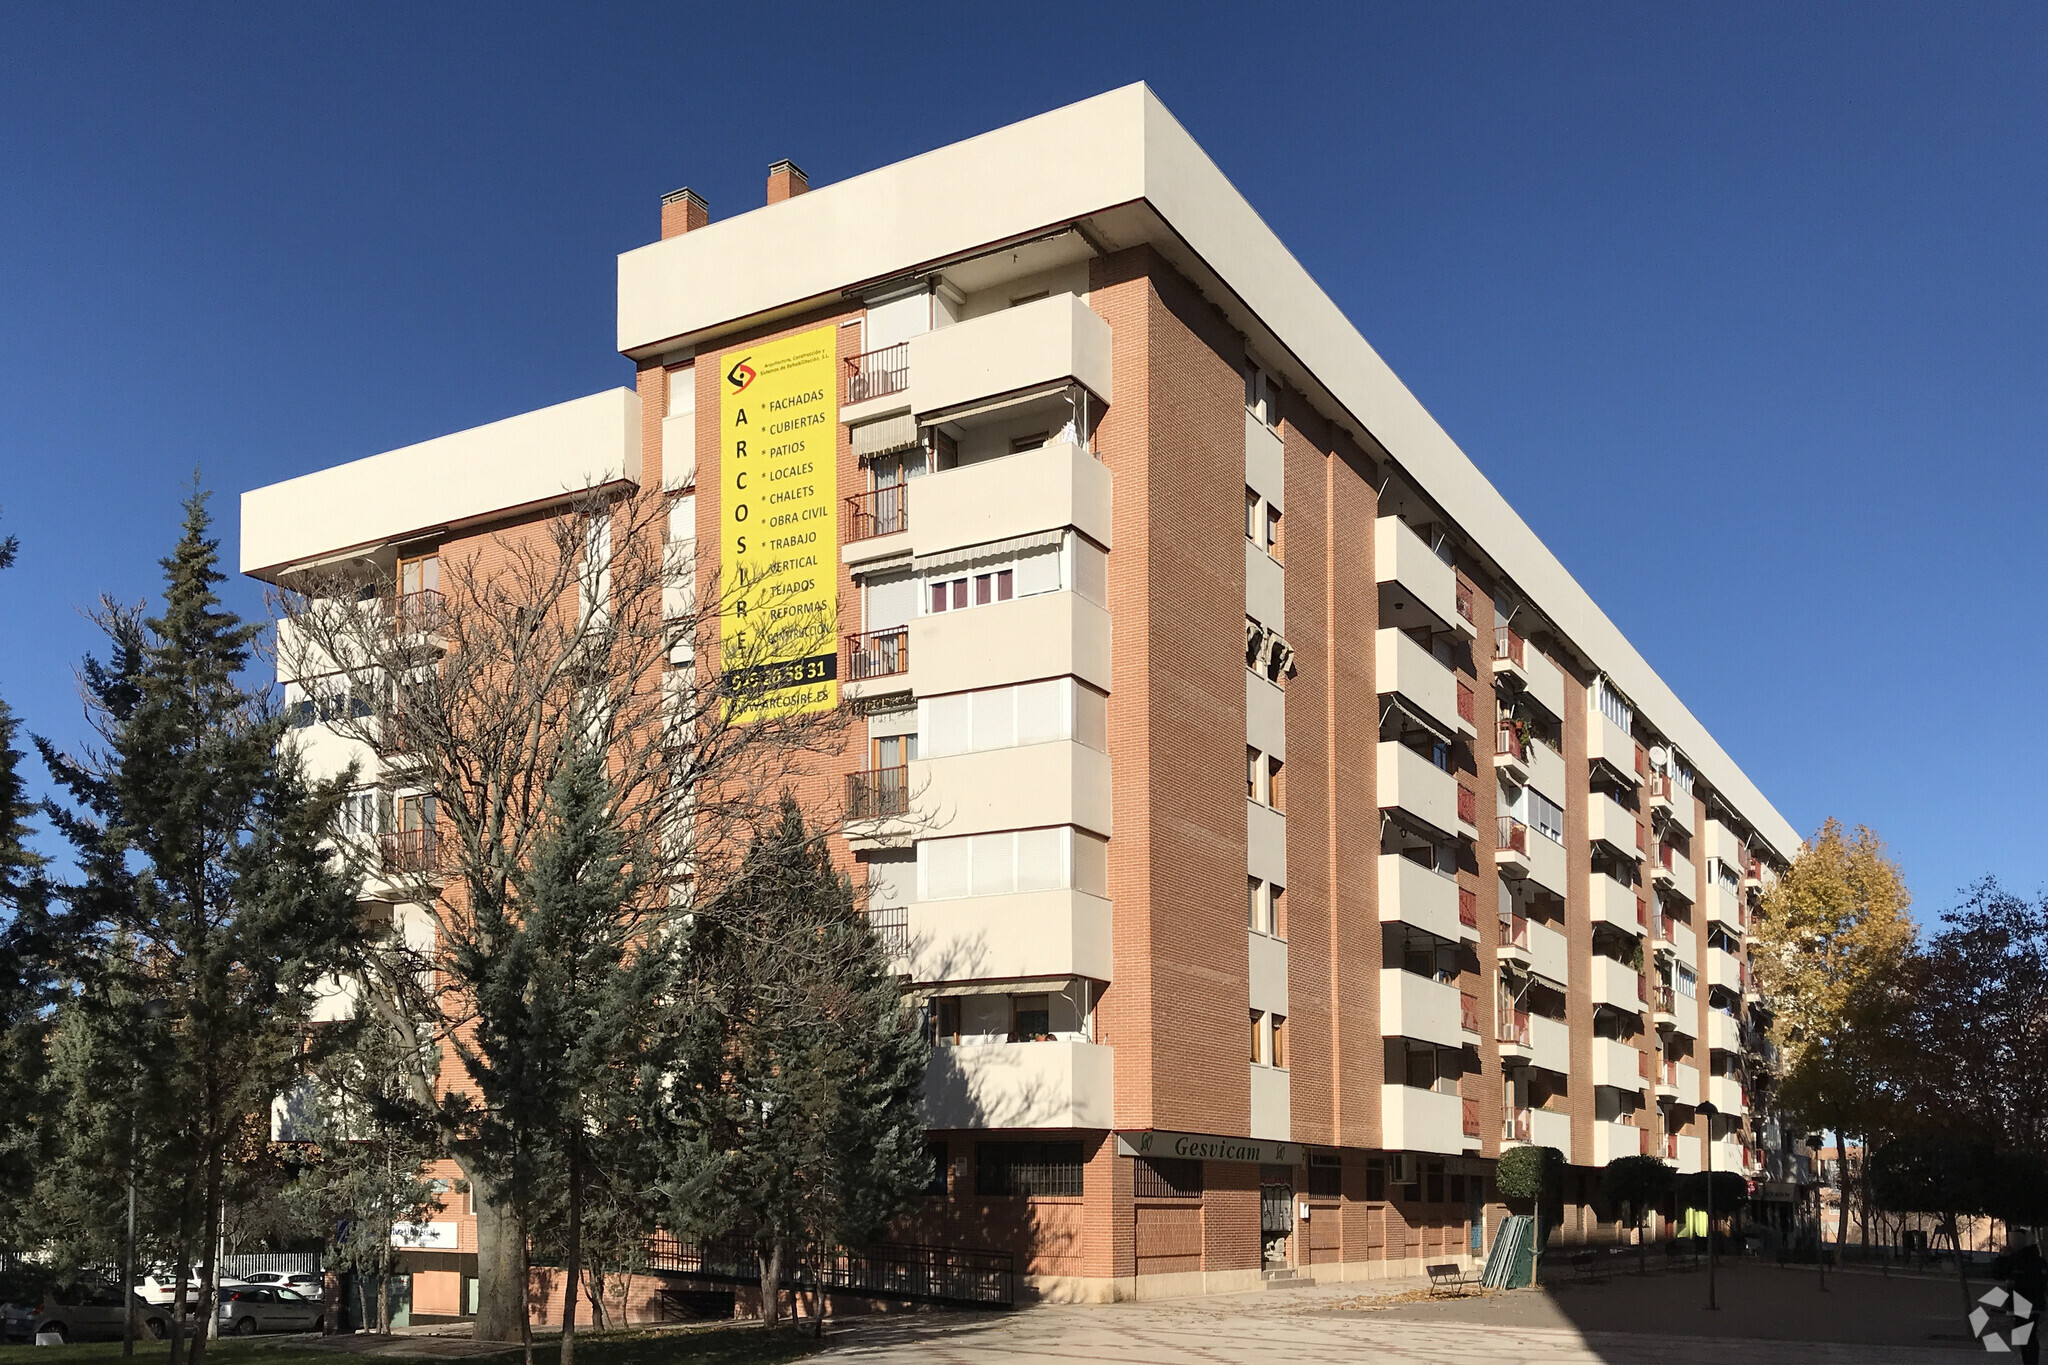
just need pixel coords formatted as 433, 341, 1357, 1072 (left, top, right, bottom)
1378, 855, 1463, 943
865, 904, 909, 960
1494, 722, 1530, 784
1591, 871, 1647, 936
1530, 1106, 1572, 1160
1664, 989, 1699, 1038
1707, 946, 1743, 994
1460, 990, 1482, 1040
1649, 774, 1696, 835
1656, 843, 1696, 904
846, 766, 909, 821
1592, 955, 1645, 1013
1379, 741, 1458, 837
1705, 883, 1745, 934
1498, 912, 1531, 968
1376, 628, 1460, 739
1492, 625, 1526, 687
1706, 1009, 1742, 1055
378, 828, 441, 875
1594, 1120, 1648, 1165
1710, 1138, 1747, 1174
1380, 969, 1466, 1049
905, 888, 1113, 985
1587, 705, 1641, 787
1525, 827, 1568, 900
909, 292, 1112, 420
1381, 1084, 1465, 1156
910, 588, 1110, 697
844, 341, 910, 405
1669, 1132, 1703, 1174
922, 1039, 1113, 1130
917, 742, 1112, 843
1530, 1012, 1570, 1074
1526, 736, 1565, 805
844, 627, 910, 701
844, 485, 911, 560
1528, 919, 1568, 987
1588, 792, 1642, 858
1666, 1061, 1701, 1107
1592, 1038, 1646, 1091
1496, 1005, 1532, 1064
1375, 516, 1466, 638
1708, 1074, 1746, 1115
1495, 816, 1530, 878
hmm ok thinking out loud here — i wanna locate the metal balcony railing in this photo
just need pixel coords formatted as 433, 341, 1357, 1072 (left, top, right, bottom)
846, 627, 909, 681
1501, 913, 1529, 949
845, 342, 909, 404
1498, 817, 1528, 855
394, 589, 448, 634
846, 485, 909, 541
865, 904, 908, 957
1494, 624, 1523, 667
379, 828, 440, 874
846, 766, 909, 820
1654, 983, 1676, 1013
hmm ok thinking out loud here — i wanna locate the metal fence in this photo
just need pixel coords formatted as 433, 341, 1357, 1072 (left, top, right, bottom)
642, 1235, 1013, 1308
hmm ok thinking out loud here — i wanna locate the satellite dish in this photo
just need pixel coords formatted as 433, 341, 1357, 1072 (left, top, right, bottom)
1648, 745, 1670, 770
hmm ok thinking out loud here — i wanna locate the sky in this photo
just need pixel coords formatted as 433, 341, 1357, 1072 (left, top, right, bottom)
2, 4, 2043, 925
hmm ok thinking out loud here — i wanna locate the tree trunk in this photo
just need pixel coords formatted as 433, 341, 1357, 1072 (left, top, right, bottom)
1950, 1215, 1974, 1320
471, 1170, 527, 1343
1834, 1148, 1853, 1271
519, 1236, 534, 1365
193, 1148, 223, 1365
759, 1242, 784, 1327
561, 1131, 581, 1365
166, 1243, 193, 1365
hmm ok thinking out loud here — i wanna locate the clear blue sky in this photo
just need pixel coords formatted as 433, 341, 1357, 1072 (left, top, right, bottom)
3, 4, 2042, 924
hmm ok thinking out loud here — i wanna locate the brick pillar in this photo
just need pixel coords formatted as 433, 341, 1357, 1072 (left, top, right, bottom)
766, 159, 809, 203
661, 187, 708, 239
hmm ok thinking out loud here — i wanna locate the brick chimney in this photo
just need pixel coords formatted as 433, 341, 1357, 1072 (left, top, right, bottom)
661, 187, 708, 240
766, 159, 809, 204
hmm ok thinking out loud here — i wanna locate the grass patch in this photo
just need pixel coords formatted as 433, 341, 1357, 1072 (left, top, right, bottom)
0, 1325, 818, 1365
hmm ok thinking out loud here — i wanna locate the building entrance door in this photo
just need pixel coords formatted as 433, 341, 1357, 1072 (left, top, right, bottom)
1259, 1165, 1295, 1266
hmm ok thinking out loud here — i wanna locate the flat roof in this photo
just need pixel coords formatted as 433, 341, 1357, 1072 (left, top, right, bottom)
619, 84, 1798, 857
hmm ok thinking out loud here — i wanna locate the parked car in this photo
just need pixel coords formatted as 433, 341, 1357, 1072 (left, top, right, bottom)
32, 1282, 171, 1342
235, 1271, 324, 1294
217, 1284, 325, 1335
136, 1272, 244, 1307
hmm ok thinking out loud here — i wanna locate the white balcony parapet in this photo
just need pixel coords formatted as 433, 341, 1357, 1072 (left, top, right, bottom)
910, 590, 1110, 697
1377, 628, 1461, 739
905, 889, 1113, 986
1529, 1106, 1572, 1161
1378, 855, 1463, 943
1375, 516, 1469, 636
1587, 704, 1641, 787
1380, 969, 1468, 1050
910, 292, 1113, 417
1591, 871, 1646, 936
1592, 955, 1645, 1013
1594, 1120, 1647, 1165
1528, 919, 1569, 987
1592, 1038, 1645, 1091
922, 1039, 1113, 1129
1707, 947, 1743, 995
1381, 1084, 1466, 1157
1589, 792, 1642, 857
1706, 1009, 1742, 1054
1380, 741, 1458, 837
1530, 1012, 1570, 1075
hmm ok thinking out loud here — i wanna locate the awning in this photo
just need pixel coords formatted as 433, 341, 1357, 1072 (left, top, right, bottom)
852, 413, 920, 460
911, 529, 1063, 576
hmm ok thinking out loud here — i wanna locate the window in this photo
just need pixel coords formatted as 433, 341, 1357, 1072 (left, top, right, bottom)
339, 789, 378, 841
666, 363, 696, 418
1405, 1045, 1439, 1090
1248, 877, 1283, 936
1012, 993, 1051, 1041
398, 552, 439, 598
1245, 487, 1282, 561
917, 826, 1108, 901
1426, 1162, 1445, 1206
1271, 1014, 1287, 1069
1244, 360, 1281, 428
921, 679, 1104, 758
1594, 678, 1633, 732
1676, 964, 1698, 999
870, 733, 917, 770
929, 996, 962, 1045
976, 1141, 1084, 1198
930, 569, 1011, 612
1134, 1157, 1203, 1199
1306, 1155, 1342, 1199
921, 538, 1069, 615
1365, 1161, 1387, 1202
1529, 790, 1565, 846
1247, 748, 1283, 810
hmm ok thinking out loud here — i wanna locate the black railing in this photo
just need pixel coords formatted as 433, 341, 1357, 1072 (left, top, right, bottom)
642, 1234, 1013, 1308
866, 904, 908, 957
847, 766, 909, 820
845, 343, 910, 404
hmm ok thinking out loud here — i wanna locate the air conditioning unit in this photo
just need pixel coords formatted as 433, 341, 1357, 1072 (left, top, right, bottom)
1388, 1153, 1417, 1185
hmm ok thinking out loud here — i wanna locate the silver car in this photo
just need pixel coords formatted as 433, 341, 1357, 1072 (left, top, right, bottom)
34, 1282, 171, 1342
217, 1283, 327, 1335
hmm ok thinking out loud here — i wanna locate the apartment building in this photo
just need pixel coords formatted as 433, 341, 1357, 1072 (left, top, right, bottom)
240, 85, 1795, 1306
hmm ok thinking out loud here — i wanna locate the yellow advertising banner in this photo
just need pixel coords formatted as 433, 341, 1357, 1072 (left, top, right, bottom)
718, 324, 840, 719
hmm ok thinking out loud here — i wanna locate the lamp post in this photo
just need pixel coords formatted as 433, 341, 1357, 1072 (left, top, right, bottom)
1698, 1101, 1720, 1311
1806, 1134, 1827, 1291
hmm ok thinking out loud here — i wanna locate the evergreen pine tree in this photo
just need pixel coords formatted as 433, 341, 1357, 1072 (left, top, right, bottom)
39, 485, 364, 1364
663, 796, 930, 1333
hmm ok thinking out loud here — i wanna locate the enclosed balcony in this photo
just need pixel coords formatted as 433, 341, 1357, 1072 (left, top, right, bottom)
844, 440, 1113, 567
1380, 969, 1467, 1049
1588, 792, 1642, 858
922, 1038, 1113, 1130
1376, 628, 1461, 739
1381, 1084, 1466, 1157
1375, 516, 1472, 639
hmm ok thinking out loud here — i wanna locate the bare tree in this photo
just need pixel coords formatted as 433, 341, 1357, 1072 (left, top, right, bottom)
271, 484, 855, 1341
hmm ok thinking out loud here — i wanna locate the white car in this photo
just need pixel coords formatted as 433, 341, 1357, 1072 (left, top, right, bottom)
136, 1273, 244, 1308
235, 1271, 324, 1295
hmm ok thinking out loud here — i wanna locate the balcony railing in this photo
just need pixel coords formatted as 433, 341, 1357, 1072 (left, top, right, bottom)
1501, 913, 1529, 949
846, 766, 909, 820
1505, 1108, 1532, 1143
1497, 1007, 1531, 1047
1457, 785, 1477, 827
1460, 991, 1480, 1035
865, 904, 909, 957
1458, 886, 1478, 929
1462, 1096, 1482, 1138
1653, 913, 1675, 945
846, 485, 909, 542
394, 589, 448, 634
845, 342, 909, 404
1496, 722, 1526, 762
1665, 1131, 1682, 1158
1455, 579, 1475, 626
1456, 681, 1475, 726
846, 628, 909, 681
1494, 625, 1524, 667
379, 828, 440, 874
1498, 817, 1528, 855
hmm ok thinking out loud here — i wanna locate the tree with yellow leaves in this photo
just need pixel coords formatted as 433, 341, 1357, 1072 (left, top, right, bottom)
1750, 819, 1918, 1264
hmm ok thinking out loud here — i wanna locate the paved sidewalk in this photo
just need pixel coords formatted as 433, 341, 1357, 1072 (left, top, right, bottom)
821, 1266, 1976, 1365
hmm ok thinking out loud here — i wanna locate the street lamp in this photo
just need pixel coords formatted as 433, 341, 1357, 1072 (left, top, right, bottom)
1806, 1134, 1827, 1292
1698, 1101, 1720, 1311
